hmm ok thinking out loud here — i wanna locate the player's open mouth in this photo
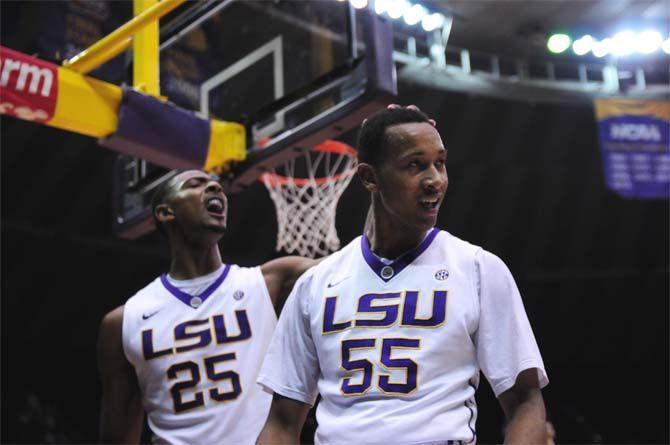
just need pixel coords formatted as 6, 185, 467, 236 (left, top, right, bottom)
205, 197, 225, 216
419, 198, 440, 211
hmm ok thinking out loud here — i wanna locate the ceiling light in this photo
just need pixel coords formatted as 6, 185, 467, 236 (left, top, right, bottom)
611, 30, 636, 56
663, 38, 670, 54
403, 4, 428, 26
572, 35, 593, 56
349, 0, 368, 9
592, 38, 612, 58
421, 12, 446, 32
636, 30, 663, 54
387, 0, 410, 19
374, 0, 390, 14
547, 34, 571, 54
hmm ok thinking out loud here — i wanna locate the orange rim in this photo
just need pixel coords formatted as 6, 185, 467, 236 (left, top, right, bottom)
312, 139, 357, 156
260, 169, 356, 186
258, 139, 357, 186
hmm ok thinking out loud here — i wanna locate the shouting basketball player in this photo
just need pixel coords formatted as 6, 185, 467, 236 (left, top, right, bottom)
257, 107, 549, 444
97, 170, 317, 444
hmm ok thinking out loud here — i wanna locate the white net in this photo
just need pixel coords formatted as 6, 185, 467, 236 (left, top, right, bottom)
261, 140, 357, 258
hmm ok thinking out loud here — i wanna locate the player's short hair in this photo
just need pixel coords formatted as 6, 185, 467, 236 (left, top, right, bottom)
151, 175, 178, 237
356, 107, 432, 166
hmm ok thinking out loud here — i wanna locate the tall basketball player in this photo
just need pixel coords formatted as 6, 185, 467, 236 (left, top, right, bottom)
257, 108, 549, 444
97, 170, 317, 444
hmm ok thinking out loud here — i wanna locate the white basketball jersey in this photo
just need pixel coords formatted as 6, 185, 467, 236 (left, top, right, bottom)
123, 264, 277, 445
258, 229, 548, 445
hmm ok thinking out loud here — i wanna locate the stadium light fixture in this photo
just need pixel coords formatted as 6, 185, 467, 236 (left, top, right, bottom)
404, 3, 428, 26
421, 12, 446, 32
547, 34, 571, 54
556, 29, 668, 57
663, 38, 670, 54
387, 0, 410, 19
349, 0, 369, 9
611, 30, 636, 56
592, 38, 612, 58
572, 35, 593, 56
370, 0, 448, 34
636, 30, 663, 54
374, 0, 390, 15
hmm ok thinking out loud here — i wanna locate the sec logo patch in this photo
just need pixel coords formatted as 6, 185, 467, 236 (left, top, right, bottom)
434, 269, 449, 281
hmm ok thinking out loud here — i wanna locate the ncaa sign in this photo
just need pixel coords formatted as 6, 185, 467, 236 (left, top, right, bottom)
609, 123, 662, 142
594, 98, 670, 199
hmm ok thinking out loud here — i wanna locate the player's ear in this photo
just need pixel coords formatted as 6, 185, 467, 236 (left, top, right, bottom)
155, 204, 175, 223
357, 162, 379, 193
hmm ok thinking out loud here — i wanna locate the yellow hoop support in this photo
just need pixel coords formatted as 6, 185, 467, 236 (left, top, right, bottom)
62, 0, 185, 75
133, 0, 160, 95
50, 67, 122, 137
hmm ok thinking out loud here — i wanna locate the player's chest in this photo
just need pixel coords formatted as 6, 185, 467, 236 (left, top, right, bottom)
139, 291, 261, 361
311, 264, 477, 350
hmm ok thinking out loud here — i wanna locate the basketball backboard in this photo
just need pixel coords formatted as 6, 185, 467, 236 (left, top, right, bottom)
112, 0, 395, 239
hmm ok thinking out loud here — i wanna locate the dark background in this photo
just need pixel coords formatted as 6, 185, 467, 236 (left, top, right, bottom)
2, 1, 668, 444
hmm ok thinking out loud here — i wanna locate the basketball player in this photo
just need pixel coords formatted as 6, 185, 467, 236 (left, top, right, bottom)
97, 170, 317, 444
257, 107, 549, 444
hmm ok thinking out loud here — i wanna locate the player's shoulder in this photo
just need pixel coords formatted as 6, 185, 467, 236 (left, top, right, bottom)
432, 229, 482, 261
100, 304, 124, 333
435, 230, 509, 269
124, 276, 164, 308
225, 263, 263, 281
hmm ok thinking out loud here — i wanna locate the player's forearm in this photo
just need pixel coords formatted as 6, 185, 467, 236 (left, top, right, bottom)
257, 394, 309, 445
98, 401, 143, 444
256, 420, 301, 445
502, 389, 546, 444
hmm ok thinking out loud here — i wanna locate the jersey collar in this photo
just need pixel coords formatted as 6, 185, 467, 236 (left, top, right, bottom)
160, 264, 231, 308
361, 228, 440, 282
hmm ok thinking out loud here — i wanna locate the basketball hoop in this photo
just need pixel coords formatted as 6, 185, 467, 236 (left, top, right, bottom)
260, 139, 357, 258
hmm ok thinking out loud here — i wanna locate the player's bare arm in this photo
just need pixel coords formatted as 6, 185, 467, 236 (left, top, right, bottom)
98, 306, 144, 444
498, 369, 547, 444
256, 394, 311, 445
261, 256, 322, 310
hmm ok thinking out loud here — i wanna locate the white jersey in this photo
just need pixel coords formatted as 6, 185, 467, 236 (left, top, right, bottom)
123, 264, 277, 445
258, 229, 548, 445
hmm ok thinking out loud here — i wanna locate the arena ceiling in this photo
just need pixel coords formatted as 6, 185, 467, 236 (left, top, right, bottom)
432, 0, 670, 58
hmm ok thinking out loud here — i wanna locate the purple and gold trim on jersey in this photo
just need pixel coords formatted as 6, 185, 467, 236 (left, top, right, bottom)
174, 319, 211, 353
339, 337, 421, 396
361, 228, 440, 282
322, 296, 353, 334
166, 352, 244, 414
401, 290, 448, 328
159, 264, 231, 308
213, 311, 252, 344
141, 310, 252, 360
355, 293, 401, 328
340, 338, 376, 395
378, 338, 421, 395
322, 291, 448, 334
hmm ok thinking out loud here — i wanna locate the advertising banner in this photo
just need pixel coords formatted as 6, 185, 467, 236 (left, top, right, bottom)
594, 98, 670, 199
0, 46, 58, 123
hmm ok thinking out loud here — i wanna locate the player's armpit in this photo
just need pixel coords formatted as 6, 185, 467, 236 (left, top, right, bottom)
498, 368, 547, 445
257, 393, 311, 445
98, 305, 144, 444
261, 256, 323, 311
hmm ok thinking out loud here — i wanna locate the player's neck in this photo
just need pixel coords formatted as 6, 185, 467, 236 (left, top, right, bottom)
365, 205, 428, 259
168, 240, 223, 280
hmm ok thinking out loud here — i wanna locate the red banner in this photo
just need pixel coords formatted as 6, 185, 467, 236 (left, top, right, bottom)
0, 46, 58, 123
